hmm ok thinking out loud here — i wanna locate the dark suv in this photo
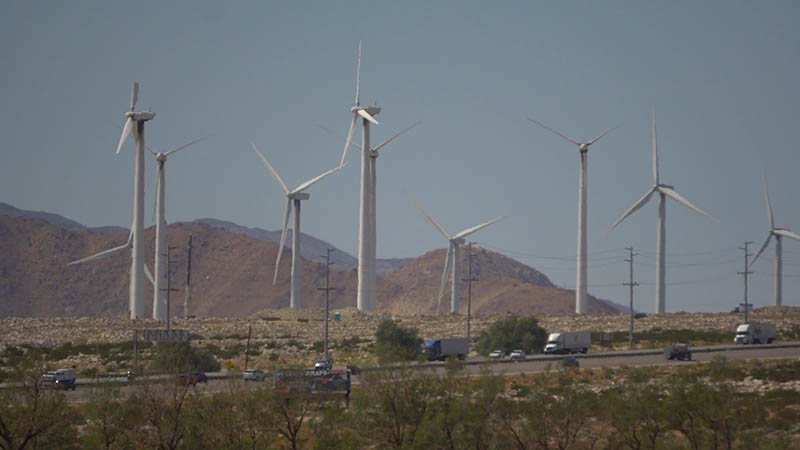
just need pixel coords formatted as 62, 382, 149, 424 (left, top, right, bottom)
178, 372, 208, 386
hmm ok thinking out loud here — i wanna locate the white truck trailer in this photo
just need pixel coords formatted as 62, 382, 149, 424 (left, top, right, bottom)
544, 331, 590, 354
734, 323, 776, 345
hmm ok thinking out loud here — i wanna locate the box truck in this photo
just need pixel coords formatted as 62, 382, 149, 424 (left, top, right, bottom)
544, 331, 590, 354
423, 338, 469, 361
734, 323, 776, 345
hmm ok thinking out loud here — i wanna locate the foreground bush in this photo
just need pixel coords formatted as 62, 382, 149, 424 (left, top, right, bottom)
475, 315, 547, 355
374, 319, 423, 363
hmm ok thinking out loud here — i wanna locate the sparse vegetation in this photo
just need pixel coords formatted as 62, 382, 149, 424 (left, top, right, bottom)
474, 315, 547, 355
374, 319, 423, 362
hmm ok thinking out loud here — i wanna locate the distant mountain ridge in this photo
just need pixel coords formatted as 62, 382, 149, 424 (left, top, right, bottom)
0, 201, 628, 317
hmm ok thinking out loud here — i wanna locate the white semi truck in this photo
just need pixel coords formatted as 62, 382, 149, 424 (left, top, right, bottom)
734, 323, 776, 345
544, 331, 590, 354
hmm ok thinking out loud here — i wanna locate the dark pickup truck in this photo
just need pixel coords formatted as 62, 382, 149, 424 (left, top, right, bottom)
664, 344, 692, 361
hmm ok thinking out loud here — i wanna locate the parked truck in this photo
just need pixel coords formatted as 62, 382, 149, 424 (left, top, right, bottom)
544, 331, 590, 354
423, 338, 469, 361
734, 323, 776, 345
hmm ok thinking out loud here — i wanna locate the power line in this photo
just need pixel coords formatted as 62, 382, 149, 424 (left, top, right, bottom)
737, 241, 753, 323
623, 247, 639, 350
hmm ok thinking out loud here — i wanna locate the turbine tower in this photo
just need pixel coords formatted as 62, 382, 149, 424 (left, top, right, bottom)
341, 41, 381, 312
415, 202, 504, 314
149, 138, 203, 320
609, 110, 713, 313
251, 143, 341, 308
528, 118, 620, 314
748, 172, 800, 306
69, 82, 154, 319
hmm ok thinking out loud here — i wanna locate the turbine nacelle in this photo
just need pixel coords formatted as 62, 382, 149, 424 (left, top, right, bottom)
126, 111, 156, 121
579, 143, 590, 152
288, 192, 310, 201
656, 184, 674, 190
450, 237, 466, 245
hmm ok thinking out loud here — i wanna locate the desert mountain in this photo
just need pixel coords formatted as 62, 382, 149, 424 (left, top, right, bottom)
0, 215, 403, 318
382, 247, 617, 315
0, 203, 621, 317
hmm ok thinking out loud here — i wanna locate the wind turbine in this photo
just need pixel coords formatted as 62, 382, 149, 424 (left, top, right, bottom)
528, 117, 620, 314
149, 138, 203, 320
251, 143, 341, 308
748, 172, 800, 306
608, 110, 713, 314
69, 82, 154, 319
415, 202, 505, 314
340, 41, 382, 312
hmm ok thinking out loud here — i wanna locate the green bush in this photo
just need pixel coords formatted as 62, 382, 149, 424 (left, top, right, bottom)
374, 319, 423, 362
475, 316, 547, 356
150, 342, 221, 373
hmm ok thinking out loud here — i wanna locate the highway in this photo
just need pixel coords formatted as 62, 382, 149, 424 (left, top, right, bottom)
15, 342, 799, 403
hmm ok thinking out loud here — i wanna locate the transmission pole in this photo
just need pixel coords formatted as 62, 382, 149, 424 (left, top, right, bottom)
463, 242, 479, 351
184, 234, 192, 318
317, 248, 336, 363
623, 247, 639, 349
738, 241, 753, 324
161, 246, 179, 330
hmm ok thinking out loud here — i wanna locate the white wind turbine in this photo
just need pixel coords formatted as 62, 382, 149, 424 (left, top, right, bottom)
608, 110, 713, 314
748, 172, 800, 306
528, 118, 620, 314
251, 143, 341, 308
149, 138, 203, 320
415, 202, 505, 314
69, 82, 155, 319
340, 41, 382, 312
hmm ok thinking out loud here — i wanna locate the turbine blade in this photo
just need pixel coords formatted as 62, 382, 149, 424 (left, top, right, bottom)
608, 188, 656, 232
357, 109, 379, 125
68, 242, 130, 265
164, 137, 204, 157
586, 123, 622, 145
527, 117, 581, 146
373, 121, 421, 153
659, 186, 714, 219
130, 82, 139, 110
340, 113, 358, 167
413, 201, 451, 240
144, 264, 155, 285
116, 117, 133, 154
749, 233, 773, 268
355, 40, 362, 106
273, 200, 292, 285
291, 165, 341, 194
774, 229, 800, 242
436, 245, 454, 315
652, 108, 659, 185
763, 171, 774, 229
251, 143, 290, 194
453, 216, 506, 240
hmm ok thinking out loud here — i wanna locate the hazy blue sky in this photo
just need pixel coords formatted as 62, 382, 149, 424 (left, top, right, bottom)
3, 1, 800, 313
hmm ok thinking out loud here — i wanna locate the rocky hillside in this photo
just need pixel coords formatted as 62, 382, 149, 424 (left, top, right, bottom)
1, 209, 620, 318
383, 247, 617, 315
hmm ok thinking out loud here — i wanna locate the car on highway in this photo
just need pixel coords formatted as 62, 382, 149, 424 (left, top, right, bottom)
509, 349, 526, 361
41, 369, 77, 390
562, 356, 580, 368
178, 372, 208, 386
315, 360, 333, 371
664, 343, 692, 361
243, 369, 266, 381
489, 350, 506, 359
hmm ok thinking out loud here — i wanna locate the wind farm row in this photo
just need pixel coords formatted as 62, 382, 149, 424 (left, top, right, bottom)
68, 42, 799, 320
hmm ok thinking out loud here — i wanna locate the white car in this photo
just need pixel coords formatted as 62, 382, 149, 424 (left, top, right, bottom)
489, 350, 505, 359
509, 350, 526, 361
243, 369, 265, 381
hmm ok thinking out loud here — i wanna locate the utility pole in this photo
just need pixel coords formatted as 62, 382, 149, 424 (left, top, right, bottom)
318, 248, 336, 363
184, 234, 192, 318
463, 242, 478, 352
161, 246, 179, 330
623, 247, 639, 349
244, 325, 252, 371
738, 241, 753, 324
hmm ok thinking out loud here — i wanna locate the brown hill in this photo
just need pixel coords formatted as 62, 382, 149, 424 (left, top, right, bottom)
1, 214, 616, 318
382, 247, 617, 315
0, 215, 401, 318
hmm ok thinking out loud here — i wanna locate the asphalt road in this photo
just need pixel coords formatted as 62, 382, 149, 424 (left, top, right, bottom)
28, 342, 800, 403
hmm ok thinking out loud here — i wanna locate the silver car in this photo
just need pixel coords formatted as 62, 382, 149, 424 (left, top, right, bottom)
489, 350, 505, 359
509, 350, 526, 361
243, 369, 265, 381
